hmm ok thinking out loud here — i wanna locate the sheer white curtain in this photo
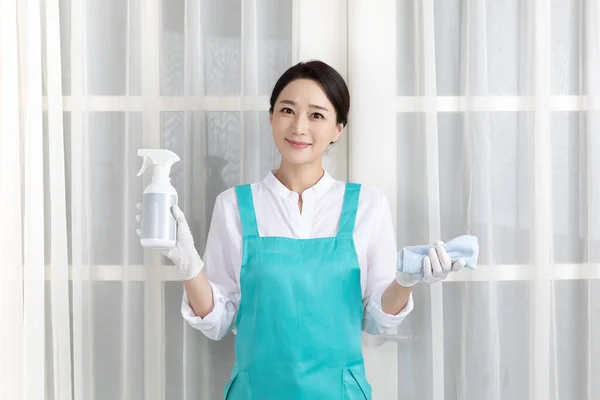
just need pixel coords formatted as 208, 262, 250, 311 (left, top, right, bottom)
1, 0, 70, 399
351, 0, 600, 399
2, 0, 600, 399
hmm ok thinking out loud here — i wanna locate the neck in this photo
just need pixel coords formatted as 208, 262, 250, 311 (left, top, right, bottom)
274, 160, 324, 195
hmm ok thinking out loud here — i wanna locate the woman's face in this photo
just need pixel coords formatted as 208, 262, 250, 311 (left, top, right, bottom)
270, 79, 343, 166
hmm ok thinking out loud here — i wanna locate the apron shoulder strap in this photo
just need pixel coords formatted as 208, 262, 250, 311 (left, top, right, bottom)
235, 184, 259, 238
337, 183, 361, 238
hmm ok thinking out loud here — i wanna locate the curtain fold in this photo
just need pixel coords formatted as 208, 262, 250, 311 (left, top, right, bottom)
44, 1, 73, 399
347, 1, 399, 398
20, 0, 46, 399
0, 1, 25, 398
1, 0, 71, 398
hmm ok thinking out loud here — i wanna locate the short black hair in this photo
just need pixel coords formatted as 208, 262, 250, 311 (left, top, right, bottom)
269, 60, 350, 127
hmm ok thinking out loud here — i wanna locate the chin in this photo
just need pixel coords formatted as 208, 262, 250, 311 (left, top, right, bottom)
280, 150, 316, 166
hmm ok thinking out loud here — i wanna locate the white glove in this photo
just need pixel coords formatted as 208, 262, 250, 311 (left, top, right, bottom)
136, 204, 204, 280
396, 241, 466, 287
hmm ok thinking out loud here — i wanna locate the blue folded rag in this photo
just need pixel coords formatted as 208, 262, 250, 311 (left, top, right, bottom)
397, 235, 479, 279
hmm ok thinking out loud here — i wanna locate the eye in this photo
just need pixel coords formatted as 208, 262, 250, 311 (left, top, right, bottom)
311, 112, 324, 119
280, 107, 294, 114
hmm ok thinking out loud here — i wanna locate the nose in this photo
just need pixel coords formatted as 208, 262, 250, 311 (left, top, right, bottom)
292, 114, 309, 135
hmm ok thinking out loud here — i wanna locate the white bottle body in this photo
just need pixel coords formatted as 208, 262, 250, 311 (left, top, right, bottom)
140, 179, 178, 250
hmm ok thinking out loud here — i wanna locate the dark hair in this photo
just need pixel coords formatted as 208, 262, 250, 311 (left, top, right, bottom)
269, 60, 350, 127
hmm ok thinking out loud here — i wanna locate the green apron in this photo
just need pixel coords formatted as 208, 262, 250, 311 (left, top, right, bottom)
224, 183, 372, 400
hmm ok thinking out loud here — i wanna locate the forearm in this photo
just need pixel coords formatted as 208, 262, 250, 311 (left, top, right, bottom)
381, 280, 413, 315
183, 270, 215, 318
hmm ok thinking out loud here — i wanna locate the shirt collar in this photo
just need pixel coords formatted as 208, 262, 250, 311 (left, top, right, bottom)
263, 169, 334, 200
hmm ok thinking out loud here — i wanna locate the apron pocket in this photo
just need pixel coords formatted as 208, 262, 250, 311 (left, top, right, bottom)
342, 367, 372, 400
224, 371, 252, 400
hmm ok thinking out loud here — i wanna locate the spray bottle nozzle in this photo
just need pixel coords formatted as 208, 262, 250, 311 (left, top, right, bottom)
137, 149, 181, 178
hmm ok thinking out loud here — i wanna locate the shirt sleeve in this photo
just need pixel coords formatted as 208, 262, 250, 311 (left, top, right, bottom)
362, 190, 414, 335
181, 190, 242, 341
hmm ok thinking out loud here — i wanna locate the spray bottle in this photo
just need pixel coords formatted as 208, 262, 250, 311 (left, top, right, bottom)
136, 149, 180, 250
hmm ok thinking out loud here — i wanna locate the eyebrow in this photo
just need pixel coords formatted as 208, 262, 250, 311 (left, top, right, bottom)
278, 99, 329, 112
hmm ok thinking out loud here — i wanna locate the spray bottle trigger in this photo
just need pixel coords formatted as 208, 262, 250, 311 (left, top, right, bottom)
137, 156, 149, 176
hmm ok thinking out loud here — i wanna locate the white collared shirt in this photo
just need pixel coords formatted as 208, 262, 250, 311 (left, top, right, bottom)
181, 171, 414, 340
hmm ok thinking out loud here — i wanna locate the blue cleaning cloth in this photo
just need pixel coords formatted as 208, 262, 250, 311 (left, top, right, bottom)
398, 235, 479, 279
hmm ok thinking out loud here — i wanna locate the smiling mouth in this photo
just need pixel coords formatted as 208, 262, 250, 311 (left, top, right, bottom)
286, 139, 311, 149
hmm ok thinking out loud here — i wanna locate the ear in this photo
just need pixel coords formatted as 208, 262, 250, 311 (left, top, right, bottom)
269, 113, 273, 125
333, 123, 343, 142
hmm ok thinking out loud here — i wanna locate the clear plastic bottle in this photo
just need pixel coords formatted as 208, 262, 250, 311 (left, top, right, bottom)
136, 149, 180, 250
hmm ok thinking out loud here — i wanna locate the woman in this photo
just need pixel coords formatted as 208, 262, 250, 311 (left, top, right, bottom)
165, 60, 464, 399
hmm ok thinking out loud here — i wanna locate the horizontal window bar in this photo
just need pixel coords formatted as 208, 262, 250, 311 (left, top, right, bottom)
38, 263, 600, 281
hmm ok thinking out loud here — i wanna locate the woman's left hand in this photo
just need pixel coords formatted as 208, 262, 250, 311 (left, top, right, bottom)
422, 240, 465, 283
395, 241, 466, 287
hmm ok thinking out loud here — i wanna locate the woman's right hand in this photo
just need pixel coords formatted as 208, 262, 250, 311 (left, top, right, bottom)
164, 205, 204, 280
136, 204, 204, 280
